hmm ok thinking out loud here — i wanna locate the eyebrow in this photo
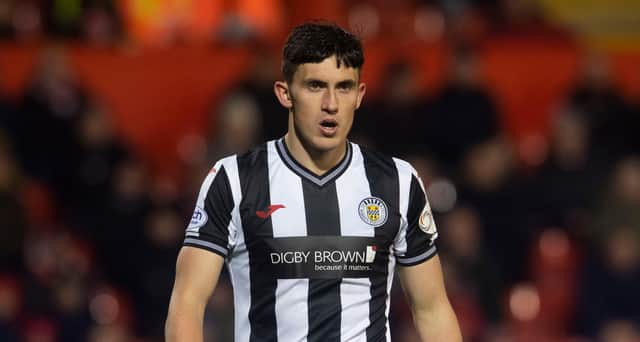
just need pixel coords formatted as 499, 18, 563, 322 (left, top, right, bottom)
336, 80, 356, 88
303, 78, 356, 88
304, 79, 328, 87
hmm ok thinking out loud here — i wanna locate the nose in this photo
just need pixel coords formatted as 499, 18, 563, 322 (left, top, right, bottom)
321, 89, 338, 114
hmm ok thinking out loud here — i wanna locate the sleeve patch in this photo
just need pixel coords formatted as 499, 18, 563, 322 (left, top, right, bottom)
187, 205, 208, 232
418, 205, 438, 244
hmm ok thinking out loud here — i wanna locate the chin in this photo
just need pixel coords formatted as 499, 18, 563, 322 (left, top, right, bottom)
308, 135, 345, 153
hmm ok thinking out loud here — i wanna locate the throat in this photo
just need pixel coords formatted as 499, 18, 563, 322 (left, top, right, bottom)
284, 134, 346, 176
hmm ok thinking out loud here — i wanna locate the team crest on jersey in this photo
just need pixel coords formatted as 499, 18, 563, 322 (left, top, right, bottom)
358, 197, 388, 227
418, 205, 437, 237
187, 206, 208, 232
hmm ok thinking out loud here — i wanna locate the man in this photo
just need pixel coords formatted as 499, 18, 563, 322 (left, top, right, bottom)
166, 22, 462, 341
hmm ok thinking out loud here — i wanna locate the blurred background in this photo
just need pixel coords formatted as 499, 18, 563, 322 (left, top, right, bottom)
0, 0, 639, 341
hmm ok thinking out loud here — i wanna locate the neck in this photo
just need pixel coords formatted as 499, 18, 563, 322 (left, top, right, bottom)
284, 133, 346, 176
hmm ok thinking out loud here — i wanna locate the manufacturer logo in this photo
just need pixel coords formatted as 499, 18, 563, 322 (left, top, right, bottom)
256, 204, 286, 219
358, 197, 388, 227
187, 206, 208, 231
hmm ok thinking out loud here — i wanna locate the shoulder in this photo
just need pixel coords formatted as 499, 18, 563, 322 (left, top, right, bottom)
354, 142, 417, 178
199, 143, 270, 186
209, 142, 270, 172
391, 157, 419, 179
234, 142, 269, 167
356, 143, 396, 172
214, 154, 238, 170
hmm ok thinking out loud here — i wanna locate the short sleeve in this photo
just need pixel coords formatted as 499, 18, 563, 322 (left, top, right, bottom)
394, 163, 438, 266
183, 160, 237, 258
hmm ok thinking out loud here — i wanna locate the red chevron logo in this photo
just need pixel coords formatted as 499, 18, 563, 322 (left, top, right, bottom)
256, 204, 285, 219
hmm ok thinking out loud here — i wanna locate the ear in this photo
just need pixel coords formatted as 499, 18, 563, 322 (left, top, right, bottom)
274, 81, 293, 109
355, 82, 367, 110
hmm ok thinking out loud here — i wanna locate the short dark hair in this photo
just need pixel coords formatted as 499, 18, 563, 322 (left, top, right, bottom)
282, 22, 364, 83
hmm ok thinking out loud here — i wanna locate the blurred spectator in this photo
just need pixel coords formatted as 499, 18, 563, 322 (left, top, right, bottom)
0, 133, 27, 273
207, 91, 262, 162
457, 137, 534, 283
352, 60, 424, 156
591, 156, 640, 244
530, 109, 607, 232
81, 2, 122, 47
67, 103, 129, 232
569, 53, 636, 160
11, 1, 44, 42
95, 158, 151, 289
233, 48, 284, 142
128, 205, 182, 339
180, 89, 264, 219
576, 227, 640, 338
421, 47, 500, 170
14, 47, 89, 198
22, 231, 93, 320
459, 137, 514, 198
439, 206, 503, 325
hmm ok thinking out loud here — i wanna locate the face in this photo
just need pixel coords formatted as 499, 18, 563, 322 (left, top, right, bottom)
275, 55, 366, 154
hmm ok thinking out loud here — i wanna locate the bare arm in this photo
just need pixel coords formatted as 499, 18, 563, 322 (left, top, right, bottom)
398, 255, 462, 341
166, 246, 225, 342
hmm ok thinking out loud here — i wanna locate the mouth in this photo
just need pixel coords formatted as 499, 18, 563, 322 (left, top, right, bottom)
319, 118, 338, 136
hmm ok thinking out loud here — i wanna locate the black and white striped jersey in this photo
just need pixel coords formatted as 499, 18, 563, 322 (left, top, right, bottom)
183, 138, 439, 342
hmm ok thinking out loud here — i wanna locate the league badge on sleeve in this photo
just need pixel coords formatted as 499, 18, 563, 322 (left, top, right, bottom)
418, 205, 437, 242
187, 206, 208, 232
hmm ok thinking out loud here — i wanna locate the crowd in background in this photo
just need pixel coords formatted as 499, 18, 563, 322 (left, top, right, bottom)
1, 1, 640, 342
0, 0, 574, 47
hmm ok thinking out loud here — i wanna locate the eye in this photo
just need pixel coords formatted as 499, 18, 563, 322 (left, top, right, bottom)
338, 83, 354, 92
307, 81, 323, 91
